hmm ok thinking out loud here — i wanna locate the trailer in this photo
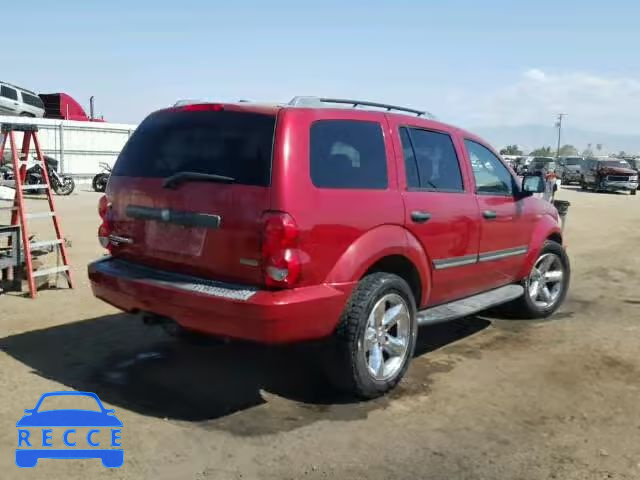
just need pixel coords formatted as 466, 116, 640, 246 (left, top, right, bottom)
0, 115, 137, 182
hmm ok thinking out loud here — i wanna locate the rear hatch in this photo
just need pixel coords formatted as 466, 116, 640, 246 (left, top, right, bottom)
107, 104, 277, 286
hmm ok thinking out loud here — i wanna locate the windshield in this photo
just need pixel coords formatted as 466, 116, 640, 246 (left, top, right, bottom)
112, 109, 276, 186
600, 160, 631, 169
564, 158, 582, 165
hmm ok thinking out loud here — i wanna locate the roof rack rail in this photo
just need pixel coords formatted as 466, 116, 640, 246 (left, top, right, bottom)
288, 96, 434, 118
0, 80, 37, 96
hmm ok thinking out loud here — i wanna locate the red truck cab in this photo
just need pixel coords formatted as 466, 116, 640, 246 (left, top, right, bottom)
39, 93, 105, 122
89, 97, 569, 398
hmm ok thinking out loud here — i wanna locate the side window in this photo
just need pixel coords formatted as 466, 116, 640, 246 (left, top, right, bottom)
465, 139, 514, 195
1, 86, 18, 101
310, 120, 387, 189
21, 93, 44, 109
400, 127, 463, 191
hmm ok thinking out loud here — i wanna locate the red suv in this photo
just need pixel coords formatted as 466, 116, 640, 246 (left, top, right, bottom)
89, 97, 570, 398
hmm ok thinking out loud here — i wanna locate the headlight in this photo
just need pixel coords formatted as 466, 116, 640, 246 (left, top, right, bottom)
630, 176, 638, 181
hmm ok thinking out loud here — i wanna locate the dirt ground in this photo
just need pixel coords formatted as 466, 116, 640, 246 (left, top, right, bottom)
1, 185, 639, 480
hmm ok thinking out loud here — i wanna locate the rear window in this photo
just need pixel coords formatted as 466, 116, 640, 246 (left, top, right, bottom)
112, 109, 276, 186
21, 92, 44, 109
1, 86, 17, 100
310, 120, 387, 189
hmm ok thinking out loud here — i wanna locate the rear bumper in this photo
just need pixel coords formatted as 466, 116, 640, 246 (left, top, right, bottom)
88, 257, 354, 344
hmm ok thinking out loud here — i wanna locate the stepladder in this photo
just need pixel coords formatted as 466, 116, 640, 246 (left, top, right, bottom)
0, 123, 73, 298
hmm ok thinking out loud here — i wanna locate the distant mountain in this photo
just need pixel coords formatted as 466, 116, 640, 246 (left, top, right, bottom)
469, 125, 640, 155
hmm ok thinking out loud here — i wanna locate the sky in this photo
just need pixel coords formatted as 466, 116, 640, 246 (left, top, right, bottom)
4, 0, 640, 137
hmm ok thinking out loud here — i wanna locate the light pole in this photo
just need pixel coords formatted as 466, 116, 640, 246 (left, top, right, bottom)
555, 113, 567, 158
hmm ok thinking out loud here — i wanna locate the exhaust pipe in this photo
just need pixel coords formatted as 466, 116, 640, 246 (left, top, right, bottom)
141, 312, 171, 325
89, 96, 95, 120
140, 312, 184, 337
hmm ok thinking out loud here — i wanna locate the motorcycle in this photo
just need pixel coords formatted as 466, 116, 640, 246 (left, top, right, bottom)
0, 155, 75, 195
92, 162, 112, 192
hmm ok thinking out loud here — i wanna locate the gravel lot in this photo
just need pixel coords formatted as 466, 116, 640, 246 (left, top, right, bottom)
1, 186, 639, 480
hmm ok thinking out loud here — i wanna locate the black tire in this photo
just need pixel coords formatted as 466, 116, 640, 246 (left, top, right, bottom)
19, 112, 35, 117
92, 173, 109, 192
54, 177, 75, 195
631, 189, 637, 196
323, 272, 418, 399
506, 240, 570, 319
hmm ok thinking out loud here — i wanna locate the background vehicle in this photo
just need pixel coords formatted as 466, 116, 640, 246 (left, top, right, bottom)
626, 158, 640, 190
39, 93, 106, 122
0, 81, 45, 117
92, 162, 112, 192
515, 156, 533, 175
529, 157, 557, 175
581, 158, 638, 195
89, 97, 570, 398
0, 156, 75, 195
528, 157, 558, 200
557, 156, 583, 185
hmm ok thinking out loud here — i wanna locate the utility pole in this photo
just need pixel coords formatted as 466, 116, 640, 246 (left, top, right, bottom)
555, 113, 567, 158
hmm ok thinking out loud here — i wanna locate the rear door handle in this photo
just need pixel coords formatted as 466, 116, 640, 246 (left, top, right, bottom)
411, 211, 432, 223
483, 210, 497, 219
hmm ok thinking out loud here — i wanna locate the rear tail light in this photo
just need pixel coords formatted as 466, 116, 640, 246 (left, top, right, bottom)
98, 195, 112, 253
98, 222, 111, 251
177, 103, 224, 112
261, 212, 301, 288
98, 194, 109, 219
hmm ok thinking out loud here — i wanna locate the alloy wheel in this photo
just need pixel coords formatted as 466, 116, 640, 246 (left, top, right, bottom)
527, 253, 565, 309
361, 293, 411, 381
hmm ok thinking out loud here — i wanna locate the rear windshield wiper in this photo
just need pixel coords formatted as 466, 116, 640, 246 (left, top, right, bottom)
163, 171, 235, 189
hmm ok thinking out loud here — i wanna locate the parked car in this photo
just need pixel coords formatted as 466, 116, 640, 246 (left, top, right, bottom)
557, 156, 584, 185
88, 97, 570, 398
528, 157, 558, 200
626, 158, 640, 190
581, 158, 638, 195
516, 156, 534, 175
0, 81, 45, 117
529, 157, 557, 175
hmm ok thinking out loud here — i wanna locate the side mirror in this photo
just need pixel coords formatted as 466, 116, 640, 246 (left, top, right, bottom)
521, 175, 546, 195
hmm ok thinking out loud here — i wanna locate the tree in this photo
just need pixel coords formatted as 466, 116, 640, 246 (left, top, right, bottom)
529, 146, 553, 157
499, 145, 523, 155
558, 144, 578, 156
582, 148, 594, 157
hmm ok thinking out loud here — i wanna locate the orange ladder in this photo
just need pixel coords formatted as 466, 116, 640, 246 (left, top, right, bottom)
0, 123, 73, 298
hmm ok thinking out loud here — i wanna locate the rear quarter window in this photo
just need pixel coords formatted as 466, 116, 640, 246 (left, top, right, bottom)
310, 120, 388, 189
1, 86, 18, 100
112, 109, 276, 186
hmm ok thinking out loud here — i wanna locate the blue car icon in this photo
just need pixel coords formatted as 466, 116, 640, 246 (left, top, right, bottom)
16, 391, 123, 468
